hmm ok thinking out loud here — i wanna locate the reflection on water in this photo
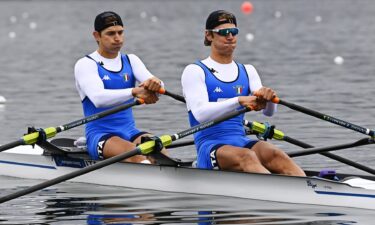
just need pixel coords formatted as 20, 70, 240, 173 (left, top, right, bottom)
0, 178, 372, 225
1, 0, 375, 224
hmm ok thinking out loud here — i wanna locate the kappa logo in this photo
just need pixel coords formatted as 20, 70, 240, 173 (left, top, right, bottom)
213, 87, 223, 93
102, 75, 111, 81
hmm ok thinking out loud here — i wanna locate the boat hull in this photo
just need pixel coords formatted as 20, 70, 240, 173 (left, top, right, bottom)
0, 152, 374, 210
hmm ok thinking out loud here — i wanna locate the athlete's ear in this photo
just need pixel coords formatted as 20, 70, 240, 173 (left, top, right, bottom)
93, 31, 101, 42
205, 31, 213, 42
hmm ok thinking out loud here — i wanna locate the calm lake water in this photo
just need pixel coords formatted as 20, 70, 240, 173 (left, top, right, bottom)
1, 0, 375, 224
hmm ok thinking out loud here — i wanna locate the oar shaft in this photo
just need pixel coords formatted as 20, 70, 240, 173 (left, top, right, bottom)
166, 140, 195, 149
278, 99, 375, 137
173, 108, 249, 141
0, 99, 144, 152
284, 136, 375, 175
288, 138, 373, 157
0, 148, 142, 204
0, 104, 254, 203
243, 120, 375, 175
60, 100, 142, 131
159, 88, 185, 103
158, 89, 252, 141
283, 136, 311, 148
0, 140, 24, 152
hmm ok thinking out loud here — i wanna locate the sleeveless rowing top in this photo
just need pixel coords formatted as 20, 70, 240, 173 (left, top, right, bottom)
82, 54, 136, 136
188, 61, 251, 146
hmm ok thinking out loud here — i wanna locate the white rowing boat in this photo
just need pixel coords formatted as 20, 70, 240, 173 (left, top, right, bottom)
1, 94, 375, 209
0, 139, 374, 210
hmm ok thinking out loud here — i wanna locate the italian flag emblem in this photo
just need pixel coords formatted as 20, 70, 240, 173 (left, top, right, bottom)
123, 73, 129, 81
234, 85, 244, 95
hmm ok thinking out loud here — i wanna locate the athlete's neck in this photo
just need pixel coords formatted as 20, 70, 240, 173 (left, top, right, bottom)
210, 53, 233, 64
210, 49, 233, 64
97, 49, 118, 59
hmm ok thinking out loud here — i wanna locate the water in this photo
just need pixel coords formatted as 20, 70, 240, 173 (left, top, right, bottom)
1, 0, 375, 223
1, 177, 374, 225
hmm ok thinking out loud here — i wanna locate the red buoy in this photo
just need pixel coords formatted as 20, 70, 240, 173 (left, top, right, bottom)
241, 1, 254, 15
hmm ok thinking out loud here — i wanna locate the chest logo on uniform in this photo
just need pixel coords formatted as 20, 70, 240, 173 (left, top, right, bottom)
213, 87, 223, 93
102, 75, 111, 81
233, 85, 244, 95
123, 73, 129, 82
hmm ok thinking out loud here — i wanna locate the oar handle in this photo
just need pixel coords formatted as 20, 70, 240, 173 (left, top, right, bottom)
158, 88, 186, 103
271, 96, 280, 104
158, 88, 166, 95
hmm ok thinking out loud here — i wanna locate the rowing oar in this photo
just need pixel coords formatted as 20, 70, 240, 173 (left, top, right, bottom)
288, 138, 375, 158
0, 99, 145, 152
244, 120, 375, 175
255, 93, 375, 138
159, 88, 186, 103
167, 140, 195, 149
0, 106, 252, 203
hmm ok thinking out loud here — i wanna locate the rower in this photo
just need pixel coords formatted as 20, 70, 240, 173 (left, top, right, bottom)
74, 11, 167, 163
181, 10, 305, 176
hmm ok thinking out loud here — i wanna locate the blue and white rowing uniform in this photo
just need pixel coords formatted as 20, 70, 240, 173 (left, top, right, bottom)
181, 57, 277, 169
74, 51, 155, 160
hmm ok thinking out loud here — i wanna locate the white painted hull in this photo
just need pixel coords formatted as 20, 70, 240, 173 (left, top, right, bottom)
1, 151, 375, 210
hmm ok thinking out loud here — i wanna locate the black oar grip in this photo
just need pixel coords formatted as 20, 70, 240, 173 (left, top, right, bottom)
159, 88, 186, 103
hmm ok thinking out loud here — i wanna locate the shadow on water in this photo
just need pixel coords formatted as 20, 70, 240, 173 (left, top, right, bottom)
0, 180, 369, 225
20, 198, 357, 225
1, 0, 375, 224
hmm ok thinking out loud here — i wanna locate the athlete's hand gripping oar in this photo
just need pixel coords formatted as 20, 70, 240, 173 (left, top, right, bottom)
244, 120, 375, 175
0, 106, 253, 204
0, 99, 145, 152
158, 88, 186, 103
254, 92, 375, 138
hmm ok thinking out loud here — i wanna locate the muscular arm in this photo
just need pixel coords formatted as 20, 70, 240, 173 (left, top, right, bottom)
181, 64, 240, 123
128, 54, 155, 83
74, 57, 134, 108
74, 53, 162, 108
